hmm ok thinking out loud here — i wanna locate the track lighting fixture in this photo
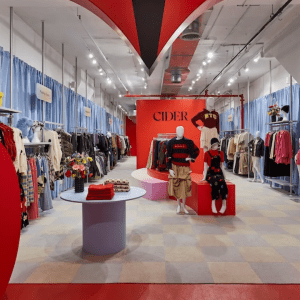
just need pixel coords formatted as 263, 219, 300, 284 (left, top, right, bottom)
202, 61, 207, 66
92, 59, 97, 64
229, 78, 234, 83
217, 75, 221, 81
88, 53, 94, 59
199, 69, 203, 74
207, 52, 214, 58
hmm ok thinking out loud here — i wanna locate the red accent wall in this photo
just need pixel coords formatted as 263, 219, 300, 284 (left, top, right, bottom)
126, 117, 137, 156
136, 99, 206, 174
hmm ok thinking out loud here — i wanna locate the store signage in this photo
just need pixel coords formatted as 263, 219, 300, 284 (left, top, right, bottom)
153, 111, 188, 121
84, 107, 91, 117
228, 114, 233, 122
36, 83, 52, 103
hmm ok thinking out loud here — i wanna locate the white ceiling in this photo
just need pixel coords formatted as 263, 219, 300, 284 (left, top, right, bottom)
0, 0, 299, 111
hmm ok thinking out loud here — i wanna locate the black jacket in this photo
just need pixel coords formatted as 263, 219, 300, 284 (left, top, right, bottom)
249, 138, 264, 157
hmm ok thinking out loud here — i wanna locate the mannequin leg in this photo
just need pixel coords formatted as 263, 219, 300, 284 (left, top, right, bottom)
253, 157, 264, 183
251, 169, 257, 182
220, 200, 227, 214
182, 198, 189, 214
176, 199, 181, 214
219, 180, 228, 214
212, 200, 217, 214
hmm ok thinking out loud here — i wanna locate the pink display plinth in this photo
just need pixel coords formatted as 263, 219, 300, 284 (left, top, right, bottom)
139, 178, 168, 201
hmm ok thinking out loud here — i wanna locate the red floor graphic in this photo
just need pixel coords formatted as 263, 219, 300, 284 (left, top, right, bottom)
2, 284, 300, 300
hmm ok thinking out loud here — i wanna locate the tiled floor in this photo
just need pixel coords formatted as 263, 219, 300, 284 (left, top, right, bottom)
10, 157, 300, 284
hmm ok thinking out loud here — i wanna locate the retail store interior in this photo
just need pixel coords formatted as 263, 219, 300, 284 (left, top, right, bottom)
1, 0, 300, 297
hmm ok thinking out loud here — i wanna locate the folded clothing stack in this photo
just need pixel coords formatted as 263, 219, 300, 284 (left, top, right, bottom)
104, 179, 130, 192
86, 183, 115, 200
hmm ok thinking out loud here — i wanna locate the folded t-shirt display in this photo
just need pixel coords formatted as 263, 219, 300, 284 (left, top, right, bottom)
104, 179, 130, 192
86, 183, 115, 200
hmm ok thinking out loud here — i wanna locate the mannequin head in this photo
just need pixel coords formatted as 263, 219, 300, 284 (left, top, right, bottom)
31, 121, 44, 143
256, 131, 260, 138
206, 97, 215, 111
176, 126, 184, 139
281, 105, 289, 121
107, 131, 111, 138
17, 117, 33, 139
210, 138, 219, 150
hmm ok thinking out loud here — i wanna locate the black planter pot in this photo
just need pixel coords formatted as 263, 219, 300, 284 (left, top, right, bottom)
75, 177, 84, 193
271, 115, 277, 123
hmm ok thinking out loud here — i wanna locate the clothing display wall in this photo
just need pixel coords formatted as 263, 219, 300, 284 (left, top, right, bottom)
219, 83, 300, 195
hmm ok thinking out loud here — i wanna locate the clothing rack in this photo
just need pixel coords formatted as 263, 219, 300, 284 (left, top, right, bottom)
0, 107, 21, 126
157, 133, 176, 139
220, 129, 251, 178
265, 120, 297, 195
73, 126, 88, 134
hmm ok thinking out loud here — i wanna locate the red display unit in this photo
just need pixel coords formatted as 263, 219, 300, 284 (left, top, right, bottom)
125, 116, 137, 156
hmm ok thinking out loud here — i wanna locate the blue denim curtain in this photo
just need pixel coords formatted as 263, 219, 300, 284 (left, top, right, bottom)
220, 84, 300, 195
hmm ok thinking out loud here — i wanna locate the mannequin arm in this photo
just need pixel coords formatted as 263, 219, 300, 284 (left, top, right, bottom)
201, 162, 208, 181
169, 169, 175, 177
221, 162, 227, 181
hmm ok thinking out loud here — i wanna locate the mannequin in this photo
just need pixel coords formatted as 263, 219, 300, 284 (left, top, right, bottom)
191, 97, 219, 153
167, 126, 199, 214
31, 121, 43, 143
107, 131, 112, 138
295, 138, 300, 175
250, 131, 264, 183
201, 138, 228, 214
281, 105, 289, 122
16, 117, 33, 143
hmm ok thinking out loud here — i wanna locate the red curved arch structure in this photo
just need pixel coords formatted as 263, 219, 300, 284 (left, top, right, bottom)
71, 0, 223, 74
0, 144, 22, 298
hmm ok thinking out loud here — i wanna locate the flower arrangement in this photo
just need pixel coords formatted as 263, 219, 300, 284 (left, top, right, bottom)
267, 104, 281, 117
64, 153, 93, 179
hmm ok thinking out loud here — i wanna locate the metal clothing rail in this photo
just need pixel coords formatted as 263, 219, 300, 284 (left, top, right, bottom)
44, 121, 64, 127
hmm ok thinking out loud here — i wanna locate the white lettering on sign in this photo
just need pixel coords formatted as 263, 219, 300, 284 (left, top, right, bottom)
228, 114, 233, 122
85, 107, 91, 117
36, 83, 52, 103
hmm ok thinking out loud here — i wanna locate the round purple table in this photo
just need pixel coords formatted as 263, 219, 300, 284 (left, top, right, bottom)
60, 186, 146, 255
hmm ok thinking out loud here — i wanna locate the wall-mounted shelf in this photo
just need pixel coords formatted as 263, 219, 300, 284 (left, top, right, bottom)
0, 107, 22, 126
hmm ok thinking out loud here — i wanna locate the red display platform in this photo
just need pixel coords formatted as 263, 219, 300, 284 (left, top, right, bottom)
147, 168, 235, 216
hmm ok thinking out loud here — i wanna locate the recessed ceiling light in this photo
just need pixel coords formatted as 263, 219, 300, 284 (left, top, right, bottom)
92, 59, 97, 64
118, 94, 122, 98
207, 59, 211, 63
88, 53, 94, 59
199, 69, 203, 74
207, 52, 214, 58
228, 83, 231, 86
100, 72, 104, 76
202, 61, 207, 66
192, 81, 195, 84
245, 67, 249, 72
141, 68, 144, 71
142, 78, 145, 81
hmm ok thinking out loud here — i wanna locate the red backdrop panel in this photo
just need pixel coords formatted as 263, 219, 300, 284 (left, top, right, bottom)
126, 117, 137, 156
136, 99, 206, 174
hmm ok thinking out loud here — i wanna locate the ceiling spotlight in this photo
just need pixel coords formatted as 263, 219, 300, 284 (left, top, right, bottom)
88, 53, 94, 59
92, 59, 97, 64
100, 72, 104, 76
142, 78, 145, 81
118, 94, 122, 98
228, 83, 231, 86
217, 76, 221, 81
192, 81, 195, 84
207, 52, 214, 58
207, 59, 211, 63
141, 68, 144, 71
229, 78, 234, 83
98, 68, 103, 72
118, 104, 121, 108
107, 78, 112, 84
245, 67, 249, 72
199, 69, 203, 74
253, 53, 260, 63
202, 61, 207, 66
217, 91, 221, 94
196, 77, 200, 81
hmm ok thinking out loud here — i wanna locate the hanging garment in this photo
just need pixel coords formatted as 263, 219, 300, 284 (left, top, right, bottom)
205, 150, 228, 201
191, 109, 220, 133
249, 138, 264, 157
39, 156, 53, 211
296, 150, 300, 165
146, 140, 154, 169
168, 163, 192, 199
274, 130, 293, 165
27, 158, 39, 220
0, 122, 17, 161
200, 127, 219, 149
44, 130, 62, 172
12, 127, 27, 174
264, 132, 290, 177
157, 141, 168, 172
238, 152, 249, 175
154, 140, 161, 169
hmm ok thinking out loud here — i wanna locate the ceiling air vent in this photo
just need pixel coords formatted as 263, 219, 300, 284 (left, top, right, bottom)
171, 69, 181, 83
180, 19, 200, 41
